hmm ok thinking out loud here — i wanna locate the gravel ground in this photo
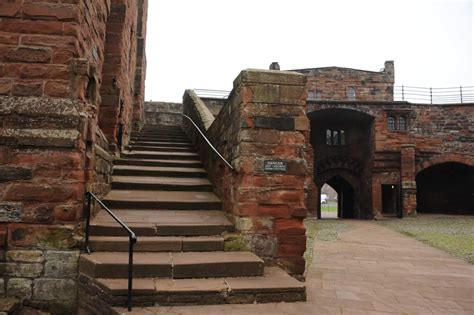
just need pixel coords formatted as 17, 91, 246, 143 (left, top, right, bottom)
377, 214, 474, 264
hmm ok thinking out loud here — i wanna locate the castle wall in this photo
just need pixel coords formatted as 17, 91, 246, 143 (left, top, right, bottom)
0, 1, 147, 312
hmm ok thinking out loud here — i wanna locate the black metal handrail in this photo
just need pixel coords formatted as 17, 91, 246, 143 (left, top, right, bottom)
84, 191, 137, 311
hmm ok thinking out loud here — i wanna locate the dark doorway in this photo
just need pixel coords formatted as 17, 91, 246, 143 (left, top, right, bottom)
321, 176, 356, 219
416, 162, 474, 214
382, 184, 400, 216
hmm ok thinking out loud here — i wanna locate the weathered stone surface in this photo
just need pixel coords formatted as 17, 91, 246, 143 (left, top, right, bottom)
6, 278, 32, 300
6, 250, 44, 263
44, 250, 79, 277
6, 263, 43, 278
32, 279, 76, 301
0, 202, 23, 222
8, 224, 77, 249
0, 166, 32, 182
0, 278, 4, 295
253, 116, 295, 131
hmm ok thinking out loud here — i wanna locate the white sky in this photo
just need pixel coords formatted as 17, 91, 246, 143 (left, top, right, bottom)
145, 0, 473, 102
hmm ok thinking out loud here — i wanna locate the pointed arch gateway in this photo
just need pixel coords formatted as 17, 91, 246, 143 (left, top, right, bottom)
308, 108, 375, 219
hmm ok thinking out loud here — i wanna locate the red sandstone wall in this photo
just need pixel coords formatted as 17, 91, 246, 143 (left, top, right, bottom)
294, 61, 394, 102
0, 1, 147, 311
183, 70, 313, 276
98, 0, 140, 147
307, 101, 474, 217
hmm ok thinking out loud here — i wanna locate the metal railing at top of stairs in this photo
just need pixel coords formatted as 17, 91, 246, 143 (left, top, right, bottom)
167, 113, 235, 171
84, 192, 137, 312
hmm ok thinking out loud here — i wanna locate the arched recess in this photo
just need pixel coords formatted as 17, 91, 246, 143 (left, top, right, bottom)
316, 167, 361, 219
416, 162, 474, 214
308, 108, 375, 219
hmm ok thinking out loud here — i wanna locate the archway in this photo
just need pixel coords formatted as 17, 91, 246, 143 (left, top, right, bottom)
416, 162, 474, 214
308, 108, 375, 219
320, 176, 356, 219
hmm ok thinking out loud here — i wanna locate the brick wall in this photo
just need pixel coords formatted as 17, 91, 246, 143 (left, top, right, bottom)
294, 61, 394, 102
183, 69, 313, 277
0, 1, 147, 312
307, 101, 474, 217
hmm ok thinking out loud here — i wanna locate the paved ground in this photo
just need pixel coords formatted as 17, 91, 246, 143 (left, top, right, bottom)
116, 220, 474, 314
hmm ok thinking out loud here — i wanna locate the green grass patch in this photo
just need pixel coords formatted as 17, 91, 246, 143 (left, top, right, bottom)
320, 204, 338, 212
378, 214, 474, 264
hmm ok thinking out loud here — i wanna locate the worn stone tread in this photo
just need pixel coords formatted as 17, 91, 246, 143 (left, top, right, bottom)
114, 158, 202, 168
80, 251, 264, 279
112, 176, 211, 185
113, 165, 206, 173
95, 267, 304, 296
103, 190, 221, 208
88, 235, 224, 252
90, 210, 233, 236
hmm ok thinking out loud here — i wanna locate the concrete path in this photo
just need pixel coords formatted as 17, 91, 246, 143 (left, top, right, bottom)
115, 220, 474, 314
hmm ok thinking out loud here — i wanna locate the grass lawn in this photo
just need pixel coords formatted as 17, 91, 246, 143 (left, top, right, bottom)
377, 214, 474, 264
320, 203, 337, 212
304, 218, 350, 268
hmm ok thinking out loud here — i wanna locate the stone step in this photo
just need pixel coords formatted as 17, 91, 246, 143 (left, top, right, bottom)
129, 141, 193, 147
125, 145, 195, 152
79, 251, 264, 279
114, 158, 202, 168
89, 235, 224, 252
121, 151, 199, 160
112, 165, 207, 178
84, 267, 305, 308
134, 132, 186, 137
112, 176, 213, 191
90, 210, 233, 236
131, 134, 188, 139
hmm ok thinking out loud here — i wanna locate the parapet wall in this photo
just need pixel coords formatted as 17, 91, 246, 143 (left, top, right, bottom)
182, 69, 315, 277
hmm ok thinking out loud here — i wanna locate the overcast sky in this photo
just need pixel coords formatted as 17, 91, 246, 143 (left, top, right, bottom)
145, 0, 473, 102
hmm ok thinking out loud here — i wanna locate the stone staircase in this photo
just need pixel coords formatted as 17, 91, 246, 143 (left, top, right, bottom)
78, 125, 305, 313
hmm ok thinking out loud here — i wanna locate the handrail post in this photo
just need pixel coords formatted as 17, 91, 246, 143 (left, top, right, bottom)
85, 192, 91, 254
127, 235, 136, 311
460, 86, 463, 103
430, 87, 433, 104
401, 85, 404, 101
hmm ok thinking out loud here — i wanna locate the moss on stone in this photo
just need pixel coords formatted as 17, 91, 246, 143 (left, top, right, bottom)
38, 229, 77, 250
223, 233, 250, 252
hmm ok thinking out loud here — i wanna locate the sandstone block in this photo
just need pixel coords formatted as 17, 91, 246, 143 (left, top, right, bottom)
0, 202, 23, 222
12, 82, 43, 97
6, 263, 43, 278
8, 224, 76, 249
6, 47, 51, 63
32, 279, 76, 301
0, 166, 32, 182
234, 217, 253, 232
22, 3, 80, 21
0, 80, 12, 95
4, 183, 78, 203
6, 278, 32, 300
253, 116, 295, 131
0, 1, 21, 17
0, 278, 4, 295
44, 80, 70, 98
6, 250, 44, 263
243, 234, 277, 257
235, 69, 306, 87
251, 84, 280, 103
274, 219, 305, 235
44, 250, 79, 277
1, 19, 63, 35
